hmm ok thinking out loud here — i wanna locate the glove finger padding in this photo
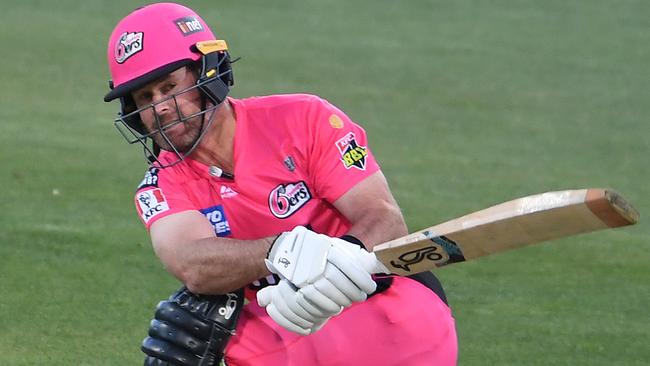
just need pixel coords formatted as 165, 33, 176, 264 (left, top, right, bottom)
257, 280, 331, 332
332, 237, 388, 274
152, 301, 213, 343
297, 285, 344, 314
267, 287, 314, 328
326, 245, 377, 295
274, 280, 327, 324
142, 336, 201, 366
141, 286, 245, 366
144, 355, 175, 365
257, 279, 341, 335
148, 319, 208, 355
265, 302, 311, 335
320, 264, 373, 304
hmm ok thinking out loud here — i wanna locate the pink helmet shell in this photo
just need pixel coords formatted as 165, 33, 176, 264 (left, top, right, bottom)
104, 2, 216, 101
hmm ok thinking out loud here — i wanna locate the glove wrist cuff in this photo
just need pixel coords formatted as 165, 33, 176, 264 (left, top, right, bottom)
339, 234, 366, 250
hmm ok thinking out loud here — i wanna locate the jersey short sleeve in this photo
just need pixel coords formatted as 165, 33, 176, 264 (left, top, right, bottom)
305, 97, 381, 203
133, 166, 196, 229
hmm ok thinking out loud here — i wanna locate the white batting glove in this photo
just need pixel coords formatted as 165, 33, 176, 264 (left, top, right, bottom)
295, 239, 391, 309
331, 237, 390, 275
266, 226, 378, 299
257, 279, 340, 335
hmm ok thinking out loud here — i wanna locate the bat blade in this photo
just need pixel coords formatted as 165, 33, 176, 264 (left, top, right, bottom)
373, 188, 639, 275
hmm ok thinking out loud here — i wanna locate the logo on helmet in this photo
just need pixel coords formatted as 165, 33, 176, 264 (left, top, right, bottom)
114, 32, 144, 64
174, 16, 204, 36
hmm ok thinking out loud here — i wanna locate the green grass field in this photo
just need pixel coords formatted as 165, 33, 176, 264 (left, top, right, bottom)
1, 1, 648, 364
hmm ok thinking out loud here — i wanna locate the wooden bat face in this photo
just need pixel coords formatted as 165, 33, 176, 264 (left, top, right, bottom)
373, 189, 639, 276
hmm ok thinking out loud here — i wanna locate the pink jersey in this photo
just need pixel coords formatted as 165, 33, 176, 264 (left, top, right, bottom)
225, 276, 457, 366
134, 94, 380, 240
133, 93, 458, 365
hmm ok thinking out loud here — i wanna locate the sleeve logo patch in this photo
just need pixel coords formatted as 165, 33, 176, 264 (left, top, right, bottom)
335, 132, 368, 170
268, 181, 312, 218
200, 205, 232, 237
136, 188, 170, 223
137, 168, 160, 190
114, 32, 143, 64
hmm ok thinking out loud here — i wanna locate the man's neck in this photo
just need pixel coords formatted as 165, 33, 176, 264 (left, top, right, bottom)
189, 100, 236, 173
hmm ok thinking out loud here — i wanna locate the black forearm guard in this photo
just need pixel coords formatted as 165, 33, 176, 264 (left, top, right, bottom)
141, 286, 245, 366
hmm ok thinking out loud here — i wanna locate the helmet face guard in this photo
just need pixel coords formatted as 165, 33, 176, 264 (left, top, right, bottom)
113, 41, 233, 168
104, 3, 234, 167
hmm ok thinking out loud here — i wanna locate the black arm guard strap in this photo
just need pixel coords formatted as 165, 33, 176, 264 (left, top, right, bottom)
142, 286, 245, 366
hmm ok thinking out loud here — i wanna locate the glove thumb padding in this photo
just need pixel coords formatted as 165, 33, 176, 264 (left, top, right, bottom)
326, 245, 377, 294
256, 286, 272, 307
331, 237, 389, 274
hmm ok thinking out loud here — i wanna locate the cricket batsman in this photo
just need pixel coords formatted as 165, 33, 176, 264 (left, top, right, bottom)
103, 2, 457, 365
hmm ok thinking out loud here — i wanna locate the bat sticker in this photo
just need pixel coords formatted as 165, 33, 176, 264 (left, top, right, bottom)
428, 234, 467, 265
389, 233, 466, 272
390, 245, 446, 272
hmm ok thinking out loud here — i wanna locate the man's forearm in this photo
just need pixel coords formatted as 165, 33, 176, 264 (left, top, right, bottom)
344, 202, 408, 250
160, 236, 275, 295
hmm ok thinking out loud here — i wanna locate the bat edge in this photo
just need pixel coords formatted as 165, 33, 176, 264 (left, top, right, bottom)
585, 188, 640, 227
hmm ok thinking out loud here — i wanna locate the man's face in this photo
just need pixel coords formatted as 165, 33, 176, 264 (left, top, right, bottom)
131, 67, 204, 152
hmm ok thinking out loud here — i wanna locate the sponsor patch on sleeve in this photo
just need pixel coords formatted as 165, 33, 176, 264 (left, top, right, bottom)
200, 205, 232, 237
136, 188, 170, 224
137, 168, 160, 190
335, 132, 368, 170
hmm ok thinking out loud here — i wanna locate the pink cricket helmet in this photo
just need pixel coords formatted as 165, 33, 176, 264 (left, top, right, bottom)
104, 2, 216, 102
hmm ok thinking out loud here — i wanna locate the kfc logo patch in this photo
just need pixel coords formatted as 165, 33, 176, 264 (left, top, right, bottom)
200, 205, 231, 237
136, 188, 169, 223
174, 16, 203, 36
268, 181, 312, 219
114, 32, 143, 64
335, 132, 368, 170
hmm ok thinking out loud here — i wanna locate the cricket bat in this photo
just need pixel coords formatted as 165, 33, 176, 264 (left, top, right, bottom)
373, 188, 639, 275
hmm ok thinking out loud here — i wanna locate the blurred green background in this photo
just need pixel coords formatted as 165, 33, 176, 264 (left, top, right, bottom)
0, 0, 647, 364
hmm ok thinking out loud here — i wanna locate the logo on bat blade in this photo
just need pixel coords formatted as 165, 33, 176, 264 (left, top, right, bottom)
390, 245, 447, 272
389, 235, 466, 272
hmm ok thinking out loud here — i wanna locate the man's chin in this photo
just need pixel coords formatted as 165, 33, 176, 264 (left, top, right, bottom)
158, 145, 189, 154
155, 139, 194, 154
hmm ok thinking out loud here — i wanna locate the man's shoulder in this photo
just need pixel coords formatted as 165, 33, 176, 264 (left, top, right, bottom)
233, 93, 328, 112
134, 157, 193, 192
135, 166, 164, 191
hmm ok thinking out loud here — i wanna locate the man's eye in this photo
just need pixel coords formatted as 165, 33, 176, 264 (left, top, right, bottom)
163, 83, 177, 93
136, 93, 152, 104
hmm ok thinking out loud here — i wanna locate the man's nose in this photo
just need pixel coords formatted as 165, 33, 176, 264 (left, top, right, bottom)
152, 93, 173, 115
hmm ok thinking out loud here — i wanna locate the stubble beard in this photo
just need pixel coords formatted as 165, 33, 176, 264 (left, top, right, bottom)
153, 115, 204, 154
